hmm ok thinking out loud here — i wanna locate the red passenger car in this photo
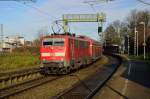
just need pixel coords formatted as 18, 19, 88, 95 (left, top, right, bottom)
40, 33, 102, 74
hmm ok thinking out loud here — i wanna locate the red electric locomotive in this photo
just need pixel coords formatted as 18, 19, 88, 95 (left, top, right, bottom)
40, 33, 102, 74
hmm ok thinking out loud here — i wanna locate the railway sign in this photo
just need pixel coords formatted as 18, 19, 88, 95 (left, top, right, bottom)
63, 13, 106, 22
62, 13, 106, 33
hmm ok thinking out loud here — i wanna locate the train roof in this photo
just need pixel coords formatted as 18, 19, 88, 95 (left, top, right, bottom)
42, 33, 101, 44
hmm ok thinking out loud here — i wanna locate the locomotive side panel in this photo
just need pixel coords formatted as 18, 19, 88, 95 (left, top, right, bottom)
90, 41, 102, 61
69, 38, 91, 69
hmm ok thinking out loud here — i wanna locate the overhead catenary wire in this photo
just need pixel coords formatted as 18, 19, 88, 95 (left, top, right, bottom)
0, 0, 35, 1
136, 0, 150, 5
0, 0, 59, 21
20, 3, 57, 20
1, 0, 70, 34
18, 2, 63, 34
0, 0, 62, 34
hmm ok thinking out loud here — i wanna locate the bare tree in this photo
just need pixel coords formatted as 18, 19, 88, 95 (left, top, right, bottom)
104, 20, 128, 46
126, 9, 150, 54
105, 24, 120, 45
33, 26, 49, 47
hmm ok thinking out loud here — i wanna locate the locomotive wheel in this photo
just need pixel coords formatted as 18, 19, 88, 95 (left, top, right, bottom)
51, 67, 56, 73
59, 67, 69, 74
40, 69, 47, 75
62, 68, 67, 74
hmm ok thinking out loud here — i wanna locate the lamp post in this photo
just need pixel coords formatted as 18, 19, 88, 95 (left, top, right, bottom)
136, 30, 138, 56
127, 35, 130, 55
127, 26, 130, 55
134, 26, 137, 56
139, 22, 146, 59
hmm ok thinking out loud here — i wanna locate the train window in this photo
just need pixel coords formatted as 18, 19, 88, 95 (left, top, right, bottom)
79, 41, 82, 48
43, 38, 64, 46
75, 40, 78, 48
54, 41, 64, 46
82, 41, 85, 48
78, 41, 88, 48
43, 41, 53, 46
83, 41, 88, 48
84, 42, 88, 48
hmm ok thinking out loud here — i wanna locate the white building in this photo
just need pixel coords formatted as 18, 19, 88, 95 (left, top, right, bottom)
1, 35, 25, 52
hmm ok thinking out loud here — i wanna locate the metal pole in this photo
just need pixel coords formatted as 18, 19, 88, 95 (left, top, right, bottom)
128, 35, 130, 55
63, 19, 68, 33
140, 22, 146, 59
134, 27, 137, 56
144, 23, 146, 59
136, 31, 138, 56
117, 28, 121, 53
0, 24, 3, 49
98, 22, 104, 55
123, 38, 125, 54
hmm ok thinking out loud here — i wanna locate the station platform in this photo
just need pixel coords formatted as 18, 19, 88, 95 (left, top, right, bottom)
93, 57, 150, 99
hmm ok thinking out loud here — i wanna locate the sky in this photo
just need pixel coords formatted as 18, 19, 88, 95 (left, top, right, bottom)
0, 0, 150, 40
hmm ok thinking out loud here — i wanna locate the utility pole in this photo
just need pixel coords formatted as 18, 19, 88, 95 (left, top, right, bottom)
134, 26, 137, 56
143, 22, 146, 59
127, 35, 130, 55
136, 30, 138, 56
0, 24, 3, 51
140, 22, 146, 59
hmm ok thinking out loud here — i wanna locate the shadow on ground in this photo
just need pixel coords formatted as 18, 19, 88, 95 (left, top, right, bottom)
121, 61, 150, 88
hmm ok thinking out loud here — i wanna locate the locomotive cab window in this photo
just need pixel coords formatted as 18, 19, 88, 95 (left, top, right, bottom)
43, 41, 53, 46
43, 38, 64, 46
54, 41, 64, 46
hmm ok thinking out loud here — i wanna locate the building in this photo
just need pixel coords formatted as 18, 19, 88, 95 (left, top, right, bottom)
1, 35, 25, 52
25, 41, 33, 47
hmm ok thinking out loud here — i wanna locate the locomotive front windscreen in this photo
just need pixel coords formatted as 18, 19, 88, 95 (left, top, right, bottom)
43, 38, 64, 46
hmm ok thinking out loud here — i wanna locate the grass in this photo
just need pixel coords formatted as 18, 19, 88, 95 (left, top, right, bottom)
128, 54, 150, 65
128, 54, 150, 72
129, 54, 150, 60
0, 52, 40, 72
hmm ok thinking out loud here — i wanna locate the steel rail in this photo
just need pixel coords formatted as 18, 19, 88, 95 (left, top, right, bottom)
0, 67, 42, 90
53, 54, 122, 99
86, 54, 122, 99
0, 76, 59, 99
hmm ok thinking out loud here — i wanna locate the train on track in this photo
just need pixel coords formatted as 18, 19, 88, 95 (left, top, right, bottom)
103, 44, 119, 53
40, 33, 103, 74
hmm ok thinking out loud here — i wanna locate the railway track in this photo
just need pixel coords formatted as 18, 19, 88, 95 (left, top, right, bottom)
0, 75, 59, 99
0, 67, 46, 98
0, 54, 122, 99
0, 67, 42, 90
53, 54, 122, 99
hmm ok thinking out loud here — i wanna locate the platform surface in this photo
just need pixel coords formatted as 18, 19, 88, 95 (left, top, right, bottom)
93, 59, 150, 99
